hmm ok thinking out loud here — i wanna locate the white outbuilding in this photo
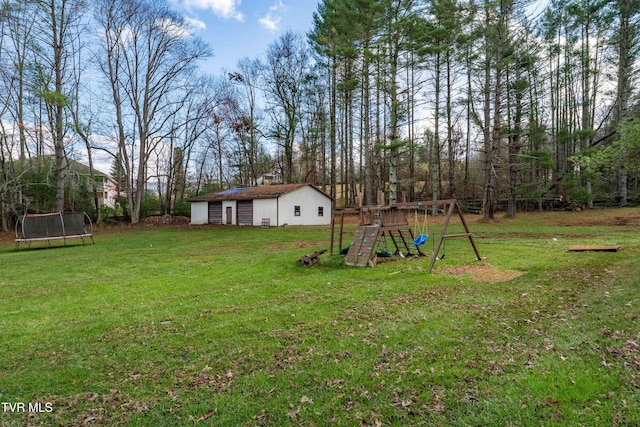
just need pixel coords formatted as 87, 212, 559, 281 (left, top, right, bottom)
189, 183, 333, 226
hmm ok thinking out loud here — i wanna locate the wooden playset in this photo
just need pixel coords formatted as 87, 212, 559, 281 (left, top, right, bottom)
331, 199, 481, 272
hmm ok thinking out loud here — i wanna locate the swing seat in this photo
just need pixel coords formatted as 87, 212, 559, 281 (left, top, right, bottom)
414, 234, 428, 246
376, 250, 393, 258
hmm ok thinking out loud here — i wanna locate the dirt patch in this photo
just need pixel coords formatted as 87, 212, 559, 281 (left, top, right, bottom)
528, 208, 640, 227
0, 231, 14, 245
551, 216, 640, 226
440, 264, 525, 283
265, 241, 327, 252
97, 215, 196, 234
141, 215, 191, 226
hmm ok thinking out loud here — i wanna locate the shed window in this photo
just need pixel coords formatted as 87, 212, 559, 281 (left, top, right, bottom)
294, 206, 301, 216
318, 207, 324, 217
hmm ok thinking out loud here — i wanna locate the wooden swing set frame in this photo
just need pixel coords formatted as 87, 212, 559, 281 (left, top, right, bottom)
331, 199, 482, 273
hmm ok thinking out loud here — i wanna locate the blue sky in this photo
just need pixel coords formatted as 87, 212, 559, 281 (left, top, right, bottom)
168, 0, 321, 75
166, 0, 549, 76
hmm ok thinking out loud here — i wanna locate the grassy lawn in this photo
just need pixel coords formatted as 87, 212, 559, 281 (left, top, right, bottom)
1, 208, 639, 426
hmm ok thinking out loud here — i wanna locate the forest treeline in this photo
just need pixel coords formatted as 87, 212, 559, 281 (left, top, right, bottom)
1, 0, 639, 228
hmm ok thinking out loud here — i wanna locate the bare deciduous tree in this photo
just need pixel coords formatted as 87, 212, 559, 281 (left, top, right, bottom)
263, 31, 310, 184
33, 0, 88, 212
95, 0, 210, 223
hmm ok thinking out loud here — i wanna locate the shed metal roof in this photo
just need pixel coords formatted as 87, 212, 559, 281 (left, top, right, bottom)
189, 183, 331, 202
218, 187, 252, 195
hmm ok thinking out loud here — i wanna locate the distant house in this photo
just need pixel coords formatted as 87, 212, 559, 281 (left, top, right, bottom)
13, 155, 118, 209
256, 172, 283, 186
64, 159, 118, 209
189, 183, 333, 226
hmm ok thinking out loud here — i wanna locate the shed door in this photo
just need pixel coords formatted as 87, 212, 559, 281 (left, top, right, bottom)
226, 207, 233, 225
208, 202, 222, 224
236, 200, 253, 226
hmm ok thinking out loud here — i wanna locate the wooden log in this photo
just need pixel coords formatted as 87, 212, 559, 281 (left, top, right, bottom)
569, 245, 620, 252
297, 249, 327, 266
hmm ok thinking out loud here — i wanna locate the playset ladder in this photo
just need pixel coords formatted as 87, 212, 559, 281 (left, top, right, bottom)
384, 228, 425, 257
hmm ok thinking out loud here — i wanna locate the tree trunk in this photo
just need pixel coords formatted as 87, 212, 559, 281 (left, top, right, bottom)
618, 167, 628, 205
446, 49, 455, 199
432, 47, 442, 215
482, 3, 495, 219
363, 46, 373, 206
388, 41, 400, 206
613, 0, 636, 205
330, 56, 337, 203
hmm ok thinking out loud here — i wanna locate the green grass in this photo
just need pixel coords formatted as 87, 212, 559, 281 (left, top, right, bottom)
1, 208, 639, 426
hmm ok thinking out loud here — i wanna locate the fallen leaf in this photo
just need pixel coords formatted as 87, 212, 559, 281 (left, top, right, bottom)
287, 406, 300, 419
196, 410, 215, 422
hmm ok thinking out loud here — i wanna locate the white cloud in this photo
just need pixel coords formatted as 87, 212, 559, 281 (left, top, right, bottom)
183, 0, 244, 21
259, 1, 285, 32
156, 18, 193, 38
259, 14, 280, 32
184, 16, 207, 31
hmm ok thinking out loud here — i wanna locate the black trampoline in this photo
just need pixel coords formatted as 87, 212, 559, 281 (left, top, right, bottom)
14, 212, 94, 249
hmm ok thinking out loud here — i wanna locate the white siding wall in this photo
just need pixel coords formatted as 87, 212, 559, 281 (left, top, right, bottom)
191, 186, 332, 227
279, 187, 332, 226
252, 199, 278, 226
190, 202, 209, 224
222, 201, 236, 225
101, 178, 118, 208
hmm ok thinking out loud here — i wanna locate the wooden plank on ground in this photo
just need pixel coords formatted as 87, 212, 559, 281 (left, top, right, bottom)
569, 245, 620, 252
297, 249, 327, 266
344, 226, 380, 267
